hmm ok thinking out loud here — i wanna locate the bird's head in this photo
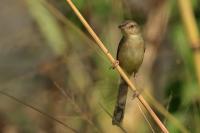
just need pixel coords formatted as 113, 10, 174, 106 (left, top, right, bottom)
118, 20, 141, 36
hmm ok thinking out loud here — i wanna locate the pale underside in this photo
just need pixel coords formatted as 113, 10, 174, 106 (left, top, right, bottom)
117, 35, 145, 76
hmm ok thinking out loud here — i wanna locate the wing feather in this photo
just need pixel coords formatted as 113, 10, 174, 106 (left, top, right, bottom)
116, 37, 125, 60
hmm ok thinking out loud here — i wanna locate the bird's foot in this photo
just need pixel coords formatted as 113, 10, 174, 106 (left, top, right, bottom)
110, 60, 119, 69
132, 90, 140, 100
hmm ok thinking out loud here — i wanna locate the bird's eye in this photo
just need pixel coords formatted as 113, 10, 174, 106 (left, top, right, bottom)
129, 25, 135, 28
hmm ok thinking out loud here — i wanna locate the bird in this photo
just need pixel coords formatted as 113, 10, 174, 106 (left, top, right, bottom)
112, 20, 145, 125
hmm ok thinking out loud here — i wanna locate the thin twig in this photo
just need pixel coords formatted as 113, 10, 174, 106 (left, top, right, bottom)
163, 92, 172, 125
0, 90, 78, 133
137, 102, 155, 133
65, 0, 168, 132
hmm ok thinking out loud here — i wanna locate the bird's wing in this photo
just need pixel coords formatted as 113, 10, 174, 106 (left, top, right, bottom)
116, 37, 125, 60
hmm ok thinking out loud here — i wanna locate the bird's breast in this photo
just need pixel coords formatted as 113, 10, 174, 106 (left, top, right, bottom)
118, 36, 144, 74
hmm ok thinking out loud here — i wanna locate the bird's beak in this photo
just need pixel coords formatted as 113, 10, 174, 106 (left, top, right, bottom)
118, 24, 125, 29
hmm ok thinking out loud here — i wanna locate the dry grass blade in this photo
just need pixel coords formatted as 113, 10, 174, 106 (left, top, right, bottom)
65, 0, 169, 132
0, 90, 79, 133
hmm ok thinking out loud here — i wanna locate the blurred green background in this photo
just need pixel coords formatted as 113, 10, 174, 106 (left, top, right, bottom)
0, 0, 200, 132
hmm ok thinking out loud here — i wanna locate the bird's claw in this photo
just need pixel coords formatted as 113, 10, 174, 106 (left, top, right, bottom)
132, 90, 140, 100
110, 60, 119, 69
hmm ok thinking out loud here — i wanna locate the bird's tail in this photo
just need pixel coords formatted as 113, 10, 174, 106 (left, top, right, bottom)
112, 78, 128, 125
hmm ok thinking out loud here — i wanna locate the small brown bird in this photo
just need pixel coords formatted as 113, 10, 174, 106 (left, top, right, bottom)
112, 20, 145, 125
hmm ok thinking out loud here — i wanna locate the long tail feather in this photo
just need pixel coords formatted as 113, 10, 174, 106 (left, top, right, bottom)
112, 78, 128, 125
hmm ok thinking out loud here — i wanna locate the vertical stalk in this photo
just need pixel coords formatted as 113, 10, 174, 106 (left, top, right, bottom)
178, 0, 200, 89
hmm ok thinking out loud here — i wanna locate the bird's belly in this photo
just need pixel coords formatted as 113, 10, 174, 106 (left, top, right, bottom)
118, 43, 144, 75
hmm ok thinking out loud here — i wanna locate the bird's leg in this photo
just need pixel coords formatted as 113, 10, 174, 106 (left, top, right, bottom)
133, 72, 139, 78
110, 60, 119, 69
